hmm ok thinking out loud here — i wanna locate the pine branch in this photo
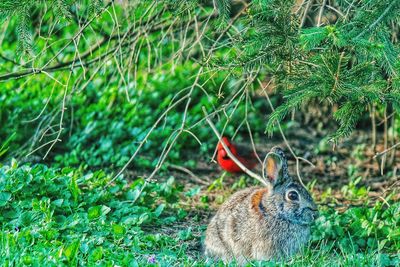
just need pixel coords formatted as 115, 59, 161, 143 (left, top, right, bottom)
355, 1, 398, 39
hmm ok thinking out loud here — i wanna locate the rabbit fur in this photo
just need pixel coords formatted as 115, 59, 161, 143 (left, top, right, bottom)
204, 147, 318, 263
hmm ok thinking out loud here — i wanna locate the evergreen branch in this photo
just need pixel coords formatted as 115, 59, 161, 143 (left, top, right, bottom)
215, 0, 231, 21
355, 0, 398, 39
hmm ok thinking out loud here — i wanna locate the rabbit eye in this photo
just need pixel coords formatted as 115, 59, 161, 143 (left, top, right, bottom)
287, 191, 299, 201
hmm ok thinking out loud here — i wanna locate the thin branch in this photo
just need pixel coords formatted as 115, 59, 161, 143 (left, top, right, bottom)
0, 10, 215, 82
202, 106, 270, 188
326, 5, 344, 17
374, 142, 400, 159
317, 0, 327, 27
106, 94, 190, 187
168, 164, 210, 185
257, 78, 315, 187
300, 0, 312, 28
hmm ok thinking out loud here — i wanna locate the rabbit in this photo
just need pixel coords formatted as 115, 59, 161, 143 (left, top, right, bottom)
204, 147, 318, 264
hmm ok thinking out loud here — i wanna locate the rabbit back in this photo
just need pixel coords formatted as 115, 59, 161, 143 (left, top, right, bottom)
204, 187, 258, 262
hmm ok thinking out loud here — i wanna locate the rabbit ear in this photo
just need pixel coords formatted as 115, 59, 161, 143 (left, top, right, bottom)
263, 147, 289, 185
264, 152, 283, 185
270, 146, 289, 175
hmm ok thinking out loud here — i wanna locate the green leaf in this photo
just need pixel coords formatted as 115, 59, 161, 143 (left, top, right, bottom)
0, 192, 11, 207
89, 247, 103, 262
154, 204, 165, 217
0, 133, 15, 157
88, 205, 110, 220
69, 173, 81, 202
88, 206, 101, 220
53, 199, 64, 207
112, 224, 125, 236
64, 240, 80, 262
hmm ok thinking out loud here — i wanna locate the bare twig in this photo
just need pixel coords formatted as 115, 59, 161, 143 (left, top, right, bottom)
374, 142, 400, 159
389, 113, 396, 166
326, 5, 344, 17
22, 81, 56, 123
300, 0, 312, 28
145, 66, 205, 182
381, 106, 388, 174
106, 94, 190, 186
0, 8, 213, 82
202, 106, 270, 188
377, 111, 396, 126
257, 78, 315, 187
168, 164, 210, 185
371, 104, 377, 151
317, 0, 327, 27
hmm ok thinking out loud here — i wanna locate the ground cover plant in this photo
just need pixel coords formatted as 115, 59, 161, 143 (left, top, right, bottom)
0, 0, 399, 266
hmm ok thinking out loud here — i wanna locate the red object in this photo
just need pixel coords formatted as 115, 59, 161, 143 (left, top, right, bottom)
217, 137, 258, 173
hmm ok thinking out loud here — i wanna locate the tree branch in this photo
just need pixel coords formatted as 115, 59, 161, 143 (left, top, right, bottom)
202, 106, 270, 188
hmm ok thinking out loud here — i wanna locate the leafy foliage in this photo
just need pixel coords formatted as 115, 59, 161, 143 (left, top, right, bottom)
0, 162, 399, 265
216, 0, 400, 141
0, 162, 189, 266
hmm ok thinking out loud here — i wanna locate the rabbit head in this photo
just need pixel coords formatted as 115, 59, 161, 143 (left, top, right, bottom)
262, 147, 318, 226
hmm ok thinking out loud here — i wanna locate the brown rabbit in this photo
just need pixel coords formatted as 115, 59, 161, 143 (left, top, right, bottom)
204, 147, 318, 263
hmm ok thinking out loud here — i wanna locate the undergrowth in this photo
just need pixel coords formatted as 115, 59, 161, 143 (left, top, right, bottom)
0, 162, 399, 266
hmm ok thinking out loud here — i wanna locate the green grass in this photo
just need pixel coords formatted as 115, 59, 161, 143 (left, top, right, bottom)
0, 162, 399, 266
